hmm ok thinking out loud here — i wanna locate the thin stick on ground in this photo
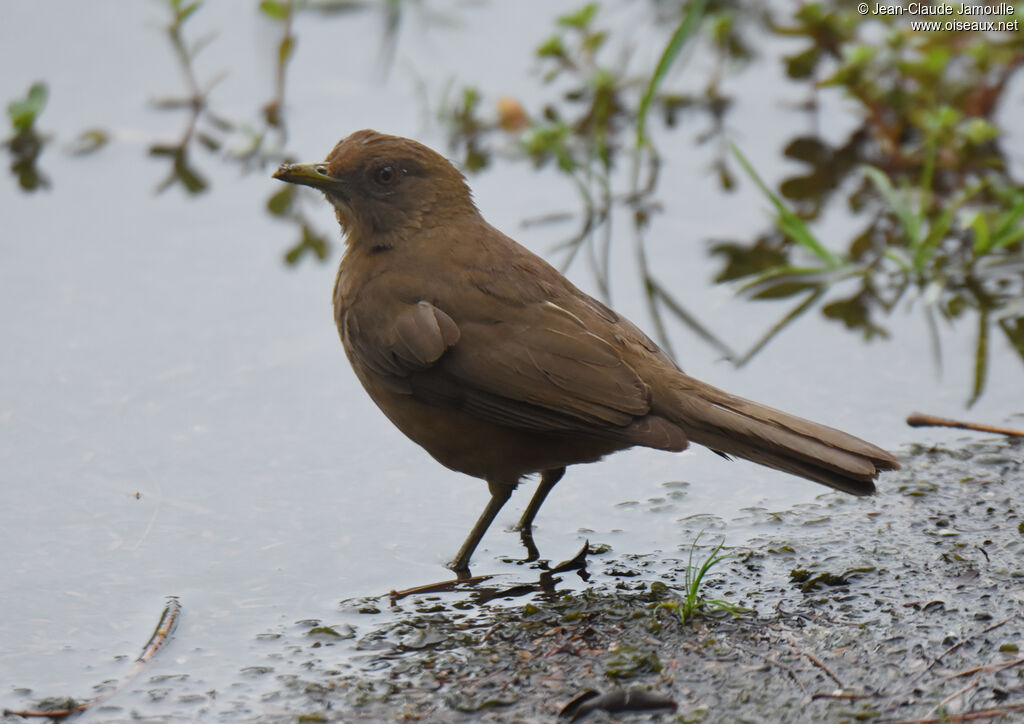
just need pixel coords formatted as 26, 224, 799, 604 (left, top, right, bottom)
934, 656, 1024, 682
730, 641, 808, 696
902, 614, 1017, 691
906, 412, 1024, 438
875, 701, 1024, 724
811, 692, 875, 701
3, 596, 182, 719
390, 573, 494, 602
787, 635, 843, 688
931, 677, 980, 716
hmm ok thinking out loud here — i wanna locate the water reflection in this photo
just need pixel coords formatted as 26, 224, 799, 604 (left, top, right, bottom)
148, 0, 289, 196
439, 1, 1024, 402
2, 596, 181, 719
390, 541, 591, 604
5, 83, 50, 191
4, 0, 1021, 403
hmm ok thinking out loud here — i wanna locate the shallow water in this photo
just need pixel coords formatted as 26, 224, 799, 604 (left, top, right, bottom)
1, 1, 1022, 719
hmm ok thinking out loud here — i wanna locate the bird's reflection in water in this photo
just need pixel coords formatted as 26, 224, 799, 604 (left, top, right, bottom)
389, 542, 591, 605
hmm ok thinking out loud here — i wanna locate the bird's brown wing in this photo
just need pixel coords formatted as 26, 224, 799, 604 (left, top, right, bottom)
439, 313, 650, 429
341, 299, 461, 383
343, 295, 684, 448
437, 316, 690, 450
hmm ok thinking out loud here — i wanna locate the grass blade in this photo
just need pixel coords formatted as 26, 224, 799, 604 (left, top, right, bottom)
918, 183, 980, 267
990, 192, 1024, 251
647, 276, 736, 362
731, 144, 841, 268
862, 165, 922, 256
635, 0, 709, 150
736, 288, 824, 367
657, 532, 747, 624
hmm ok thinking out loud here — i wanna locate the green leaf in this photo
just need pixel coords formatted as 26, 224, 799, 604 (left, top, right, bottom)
460, 86, 480, 111
970, 211, 991, 255
536, 35, 564, 58
582, 30, 607, 54
785, 45, 820, 79
823, 295, 889, 339
958, 117, 999, 145
177, 0, 201, 23
196, 131, 221, 151
278, 35, 294, 66
522, 122, 574, 171
266, 186, 293, 216
148, 144, 179, 157
818, 43, 876, 88
68, 128, 109, 156
7, 82, 48, 132
259, 0, 289, 20
285, 223, 330, 265
920, 105, 961, 134
557, 3, 597, 29
174, 156, 207, 194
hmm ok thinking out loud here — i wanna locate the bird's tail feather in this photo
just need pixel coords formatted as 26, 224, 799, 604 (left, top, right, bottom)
667, 380, 899, 496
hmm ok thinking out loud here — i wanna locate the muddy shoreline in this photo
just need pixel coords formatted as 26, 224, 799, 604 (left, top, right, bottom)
253, 437, 1024, 722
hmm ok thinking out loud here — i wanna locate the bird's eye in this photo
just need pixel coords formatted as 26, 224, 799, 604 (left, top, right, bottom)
374, 164, 397, 186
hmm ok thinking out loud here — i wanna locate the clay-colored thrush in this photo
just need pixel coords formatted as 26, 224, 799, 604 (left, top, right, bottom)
273, 130, 899, 574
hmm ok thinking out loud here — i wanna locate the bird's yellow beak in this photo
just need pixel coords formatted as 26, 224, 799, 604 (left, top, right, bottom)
272, 162, 335, 189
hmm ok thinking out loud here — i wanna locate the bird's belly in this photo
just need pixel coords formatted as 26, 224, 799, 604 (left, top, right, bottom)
353, 369, 625, 482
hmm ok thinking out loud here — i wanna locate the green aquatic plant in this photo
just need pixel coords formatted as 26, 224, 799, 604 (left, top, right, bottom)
729, 139, 1023, 405
6, 0, 1019, 401
657, 533, 747, 624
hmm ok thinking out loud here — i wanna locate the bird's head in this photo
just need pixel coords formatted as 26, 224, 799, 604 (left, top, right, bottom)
272, 129, 477, 243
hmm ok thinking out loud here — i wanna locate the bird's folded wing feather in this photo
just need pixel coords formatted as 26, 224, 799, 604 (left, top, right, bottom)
346, 298, 654, 434
441, 319, 650, 429
345, 300, 461, 380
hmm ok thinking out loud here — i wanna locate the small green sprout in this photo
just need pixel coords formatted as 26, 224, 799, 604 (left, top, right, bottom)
657, 532, 748, 624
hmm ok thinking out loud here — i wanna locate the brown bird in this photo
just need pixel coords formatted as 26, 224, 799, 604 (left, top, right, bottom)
273, 130, 899, 574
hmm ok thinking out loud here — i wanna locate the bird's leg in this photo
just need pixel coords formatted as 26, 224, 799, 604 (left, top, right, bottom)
448, 479, 514, 577
514, 466, 566, 541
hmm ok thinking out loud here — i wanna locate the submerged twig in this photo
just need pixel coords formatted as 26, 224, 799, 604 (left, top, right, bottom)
787, 636, 843, 688
389, 573, 494, 602
3, 596, 182, 719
